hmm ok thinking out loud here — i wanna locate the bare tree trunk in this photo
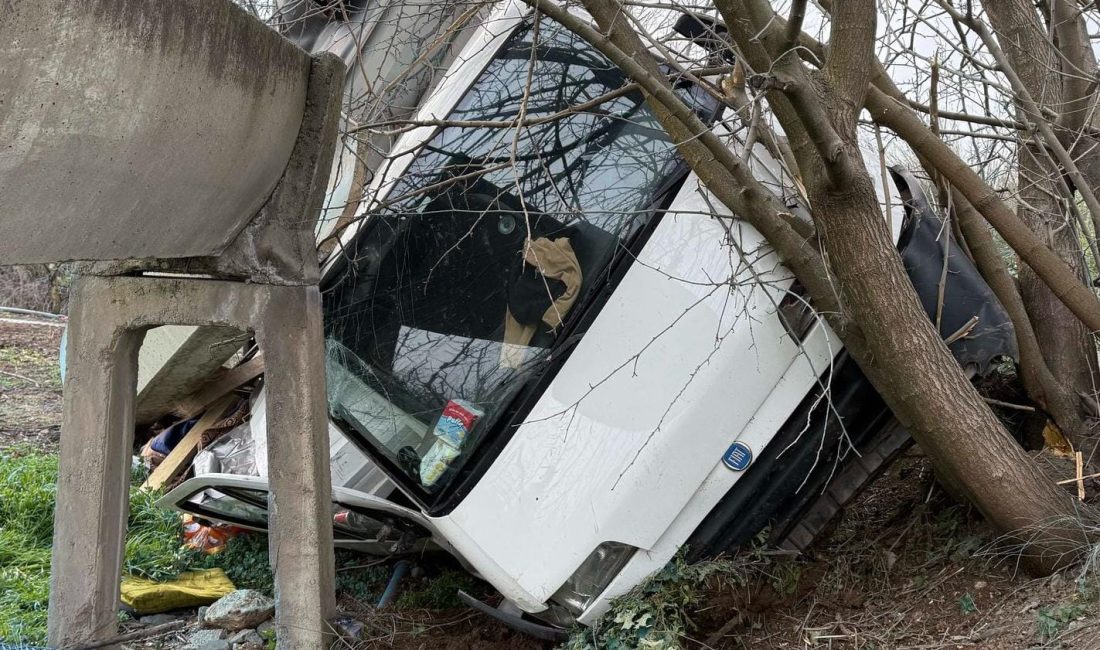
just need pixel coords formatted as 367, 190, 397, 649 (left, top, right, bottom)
810, 147, 1083, 573
796, 8, 1085, 571
984, 0, 1100, 445
952, 187, 1087, 443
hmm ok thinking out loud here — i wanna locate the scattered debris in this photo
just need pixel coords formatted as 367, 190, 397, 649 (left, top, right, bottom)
329, 617, 365, 641
59, 619, 186, 650
227, 628, 264, 650
142, 394, 239, 491
137, 613, 181, 627
182, 514, 245, 554
202, 589, 275, 632
174, 354, 265, 421
184, 628, 228, 650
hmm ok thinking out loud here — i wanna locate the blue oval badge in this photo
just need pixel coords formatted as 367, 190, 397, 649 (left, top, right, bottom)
722, 442, 753, 471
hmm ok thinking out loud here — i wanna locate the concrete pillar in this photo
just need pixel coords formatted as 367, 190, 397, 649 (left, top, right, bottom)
47, 276, 335, 649
48, 277, 145, 646
258, 285, 337, 648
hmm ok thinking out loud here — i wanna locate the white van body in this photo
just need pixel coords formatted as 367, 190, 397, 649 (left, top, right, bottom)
316, 1, 860, 623
163, 1, 1015, 633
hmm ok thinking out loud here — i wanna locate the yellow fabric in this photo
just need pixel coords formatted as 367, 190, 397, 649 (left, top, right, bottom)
501, 237, 583, 368
120, 568, 236, 614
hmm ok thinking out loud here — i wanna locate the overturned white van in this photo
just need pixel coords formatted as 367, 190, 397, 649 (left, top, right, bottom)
162, 1, 1016, 638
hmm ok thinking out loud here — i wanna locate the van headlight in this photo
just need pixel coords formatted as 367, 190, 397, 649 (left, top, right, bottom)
549, 542, 636, 618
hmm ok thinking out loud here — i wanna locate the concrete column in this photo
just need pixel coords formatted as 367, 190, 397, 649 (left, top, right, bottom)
47, 276, 336, 648
258, 284, 337, 648
47, 277, 145, 647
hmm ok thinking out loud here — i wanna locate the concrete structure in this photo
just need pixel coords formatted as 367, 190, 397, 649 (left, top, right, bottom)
1, 0, 311, 267
135, 326, 250, 427
53, 278, 335, 648
0, 1, 345, 647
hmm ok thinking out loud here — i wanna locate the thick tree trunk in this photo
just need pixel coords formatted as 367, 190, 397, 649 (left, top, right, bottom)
984, 0, 1100, 442
952, 187, 1087, 443
801, 75, 1085, 571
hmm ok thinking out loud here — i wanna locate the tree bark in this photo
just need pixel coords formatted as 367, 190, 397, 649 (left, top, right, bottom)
952, 186, 1087, 445
983, 0, 1100, 446
792, 0, 1085, 572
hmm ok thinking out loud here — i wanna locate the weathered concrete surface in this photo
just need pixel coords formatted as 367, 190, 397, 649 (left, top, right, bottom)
135, 325, 250, 427
70, 51, 345, 285
256, 282, 338, 646
213, 52, 345, 284
48, 282, 145, 646
17, 4, 345, 646
0, 0, 310, 264
49, 275, 336, 649
137, 326, 203, 393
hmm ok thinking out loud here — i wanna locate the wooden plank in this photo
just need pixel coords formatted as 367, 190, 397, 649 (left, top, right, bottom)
142, 394, 237, 491
1076, 451, 1086, 501
174, 353, 265, 419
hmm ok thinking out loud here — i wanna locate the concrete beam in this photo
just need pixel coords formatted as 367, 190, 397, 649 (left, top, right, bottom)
0, 0, 310, 264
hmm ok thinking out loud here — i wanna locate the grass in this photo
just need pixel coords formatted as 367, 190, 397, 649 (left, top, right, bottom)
0, 447, 273, 645
0, 346, 61, 388
0, 449, 58, 643
395, 567, 484, 609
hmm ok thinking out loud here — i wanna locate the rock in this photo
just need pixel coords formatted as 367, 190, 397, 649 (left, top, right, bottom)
203, 590, 275, 631
227, 629, 254, 642
198, 606, 209, 624
185, 628, 228, 650
139, 613, 180, 626
229, 630, 265, 650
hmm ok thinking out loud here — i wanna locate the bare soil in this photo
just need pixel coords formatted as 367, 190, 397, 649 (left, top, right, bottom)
690, 454, 1100, 649
3, 321, 1098, 649
0, 318, 63, 452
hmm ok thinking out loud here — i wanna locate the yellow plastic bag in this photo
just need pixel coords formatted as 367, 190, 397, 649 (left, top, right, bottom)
120, 568, 236, 614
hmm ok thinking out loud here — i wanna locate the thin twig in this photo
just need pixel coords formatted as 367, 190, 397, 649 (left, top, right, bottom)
982, 397, 1037, 412
1076, 451, 1086, 500
1, 369, 40, 386
60, 620, 187, 650
1056, 470, 1100, 485
943, 315, 980, 344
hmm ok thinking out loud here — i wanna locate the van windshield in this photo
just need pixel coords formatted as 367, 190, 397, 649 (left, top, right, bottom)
322, 17, 703, 501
